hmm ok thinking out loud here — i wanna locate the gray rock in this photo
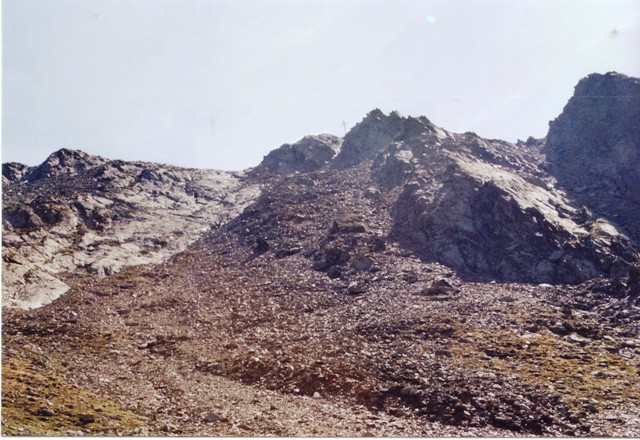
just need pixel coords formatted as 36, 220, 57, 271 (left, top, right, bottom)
402, 272, 419, 284
352, 256, 374, 271
36, 407, 56, 417
78, 414, 95, 424
548, 249, 565, 262
327, 266, 342, 279
25, 148, 106, 182
2, 150, 261, 309
254, 134, 342, 175
204, 412, 225, 423
391, 155, 638, 284
312, 247, 349, 272
302, 248, 317, 258
363, 187, 380, 199
421, 279, 457, 296
346, 282, 367, 295
370, 236, 386, 252
545, 72, 640, 244
3, 206, 44, 229
374, 145, 416, 188
275, 247, 301, 258
335, 110, 441, 168
330, 215, 366, 234
2, 162, 30, 183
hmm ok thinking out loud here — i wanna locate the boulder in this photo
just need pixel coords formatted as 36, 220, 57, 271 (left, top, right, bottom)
329, 215, 366, 234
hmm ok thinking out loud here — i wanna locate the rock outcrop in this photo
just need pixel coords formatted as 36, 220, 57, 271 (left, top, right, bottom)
545, 72, 640, 243
23, 148, 108, 181
334, 109, 449, 168
4, 74, 640, 300
253, 135, 342, 175
2, 162, 30, 184
392, 154, 638, 283
335, 105, 640, 284
2, 150, 260, 309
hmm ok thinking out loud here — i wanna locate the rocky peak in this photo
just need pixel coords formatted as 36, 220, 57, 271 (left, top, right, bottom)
252, 134, 342, 176
547, 72, 640, 152
4, 72, 640, 437
572, 71, 640, 97
24, 148, 108, 182
2, 162, 31, 184
544, 71, 640, 243
334, 109, 442, 168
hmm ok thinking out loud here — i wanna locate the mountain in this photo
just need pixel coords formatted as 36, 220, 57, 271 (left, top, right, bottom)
2, 149, 259, 309
2, 72, 640, 436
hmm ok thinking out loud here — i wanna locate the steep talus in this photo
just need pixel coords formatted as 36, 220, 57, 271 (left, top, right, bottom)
545, 72, 640, 243
2, 149, 260, 309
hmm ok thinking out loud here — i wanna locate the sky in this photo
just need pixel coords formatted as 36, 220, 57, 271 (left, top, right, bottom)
2, 0, 640, 171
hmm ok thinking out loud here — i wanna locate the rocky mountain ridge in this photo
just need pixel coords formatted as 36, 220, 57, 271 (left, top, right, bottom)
2, 71, 640, 436
2, 150, 260, 308
241, 85, 640, 286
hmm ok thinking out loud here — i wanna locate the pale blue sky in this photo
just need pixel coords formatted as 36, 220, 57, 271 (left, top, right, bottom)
3, 0, 640, 170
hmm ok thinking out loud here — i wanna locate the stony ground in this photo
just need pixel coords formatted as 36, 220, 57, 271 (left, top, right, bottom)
3, 162, 639, 436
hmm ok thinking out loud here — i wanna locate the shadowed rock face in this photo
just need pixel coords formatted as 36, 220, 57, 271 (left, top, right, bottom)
545, 72, 640, 243
392, 157, 638, 284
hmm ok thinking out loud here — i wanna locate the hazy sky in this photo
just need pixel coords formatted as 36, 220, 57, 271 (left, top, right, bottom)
3, 0, 640, 170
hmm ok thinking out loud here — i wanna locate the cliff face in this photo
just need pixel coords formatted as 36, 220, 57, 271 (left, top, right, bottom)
545, 72, 640, 242
391, 154, 637, 284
